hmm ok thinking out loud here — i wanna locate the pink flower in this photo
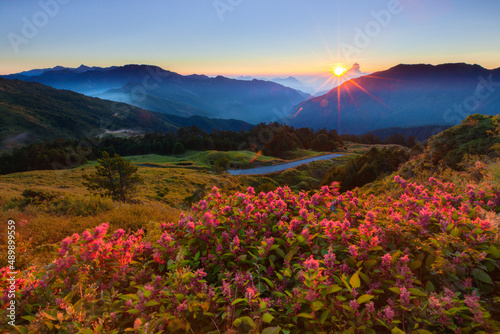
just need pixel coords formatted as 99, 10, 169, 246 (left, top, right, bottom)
92, 223, 109, 239
112, 228, 125, 239
382, 253, 392, 267
82, 230, 93, 242
384, 306, 395, 321
366, 301, 375, 313
176, 300, 188, 314
199, 199, 208, 210
400, 287, 411, 306
246, 287, 257, 300
324, 249, 336, 268
59, 236, 73, 256
303, 255, 319, 271
247, 187, 255, 195
245, 204, 254, 214
349, 245, 358, 258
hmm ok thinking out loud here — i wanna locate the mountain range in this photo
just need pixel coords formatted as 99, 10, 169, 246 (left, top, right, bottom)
287, 63, 500, 134
2, 65, 307, 124
0, 78, 251, 151
3, 62, 500, 137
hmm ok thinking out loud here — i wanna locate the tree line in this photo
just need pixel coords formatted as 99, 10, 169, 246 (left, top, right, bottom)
0, 123, 344, 174
0, 122, 426, 175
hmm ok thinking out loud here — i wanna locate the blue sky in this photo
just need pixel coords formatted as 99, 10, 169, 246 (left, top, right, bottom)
1, 0, 499, 77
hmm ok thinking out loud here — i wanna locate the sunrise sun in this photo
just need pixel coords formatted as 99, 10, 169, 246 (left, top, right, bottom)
333, 66, 347, 76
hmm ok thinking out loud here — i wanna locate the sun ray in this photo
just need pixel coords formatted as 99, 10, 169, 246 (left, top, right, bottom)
346, 79, 393, 110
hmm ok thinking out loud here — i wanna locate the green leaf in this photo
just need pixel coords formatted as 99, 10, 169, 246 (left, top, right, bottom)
488, 245, 500, 258
409, 288, 427, 297
473, 269, 493, 284
275, 247, 286, 258
411, 330, 433, 334
43, 311, 57, 321
261, 327, 281, 334
389, 287, 401, 294
359, 272, 370, 285
262, 313, 275, 323
311, 300, 324, 311
409, 260, 422, 270
231, 298, 247, 305
350, 271, 361, 289
357, 294, 374, 304
233, 318, 242, 328
43, 321, 54, 330
451, 227, 461, 237
285, 249, 295, 262
425, 281, 435, 292
79, 330, 94, 334
262, 277, 275, 289
127, 309, 140, 314
363, 259, 378, 270
14, 326, 29, 334
326, 285, 342, 294
239, 316, 256, 328
145, 300, 160, 307
21, 315, 36, 322
320, 310, 330, 324
298, 313, 314, 319
391, 327, 405, 334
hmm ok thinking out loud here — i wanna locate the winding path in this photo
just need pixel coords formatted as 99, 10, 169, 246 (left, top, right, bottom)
227, 153, 343, 176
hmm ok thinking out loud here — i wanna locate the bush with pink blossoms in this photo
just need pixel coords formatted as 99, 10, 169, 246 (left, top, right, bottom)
1, 178, 500, 333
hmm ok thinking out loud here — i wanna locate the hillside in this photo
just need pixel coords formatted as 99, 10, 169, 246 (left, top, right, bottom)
287, 63, 500, 134
3, 64, 308, 124
1, 118, 500, 332
0, 78, 251, 151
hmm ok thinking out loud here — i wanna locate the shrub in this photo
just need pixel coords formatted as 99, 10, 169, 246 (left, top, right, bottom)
2, 177, 500, 333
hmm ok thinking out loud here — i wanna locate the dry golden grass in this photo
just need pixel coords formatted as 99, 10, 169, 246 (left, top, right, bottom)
0, 155, 258, 270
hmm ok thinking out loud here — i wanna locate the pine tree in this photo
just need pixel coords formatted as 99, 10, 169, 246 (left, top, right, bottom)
82, 152, 144, 202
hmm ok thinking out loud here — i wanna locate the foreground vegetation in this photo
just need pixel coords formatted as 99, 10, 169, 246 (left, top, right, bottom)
1, 114, 500, 332
1, 174, 499, 333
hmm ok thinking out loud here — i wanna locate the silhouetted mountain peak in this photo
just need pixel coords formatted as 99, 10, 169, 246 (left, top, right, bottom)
287, 62, 500, 134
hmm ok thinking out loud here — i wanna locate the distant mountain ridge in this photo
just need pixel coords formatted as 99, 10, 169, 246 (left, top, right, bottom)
2, 64, 308, 124
287, 63, 500, 134
0, 78, 251, 151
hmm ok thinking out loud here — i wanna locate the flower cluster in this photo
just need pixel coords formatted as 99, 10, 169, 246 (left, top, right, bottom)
1, 176, 499, 333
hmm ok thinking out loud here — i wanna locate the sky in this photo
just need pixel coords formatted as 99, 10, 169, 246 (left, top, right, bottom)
1, 0, 499, 78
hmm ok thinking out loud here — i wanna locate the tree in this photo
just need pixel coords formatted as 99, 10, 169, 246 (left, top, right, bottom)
172, 142, 186, 155
82, 152, 144, 202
